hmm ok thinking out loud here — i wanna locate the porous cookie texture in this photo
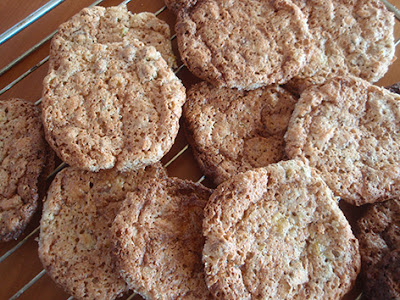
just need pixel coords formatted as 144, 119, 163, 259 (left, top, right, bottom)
176, 0, 314, 90
38, 163, 166, 300
288, 0, 395, 92
285, 76, 400, 206
356, 199, 400, 300
183, 81, 297, 185
52, 6, 176, 68
42, 37, 186, 172
0, 99, 50, 242
111, 177, 213, 299
203, 160, 360, 299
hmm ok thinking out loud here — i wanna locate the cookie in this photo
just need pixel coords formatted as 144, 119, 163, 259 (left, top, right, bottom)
52, 6, 176, 68
356, 199, 400, 300
0, 99, 51, 242
38, 163, 166, 300
111, 177, 213, 299
183, 81, 297, 185
42, 36, 186, 172
285, 76, 400, 206
288, 0, 395, 92
176, 0, 314, 90
203, 160, 360, 299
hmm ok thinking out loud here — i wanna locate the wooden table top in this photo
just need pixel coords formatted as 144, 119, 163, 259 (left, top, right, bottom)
0, 0, 399, 299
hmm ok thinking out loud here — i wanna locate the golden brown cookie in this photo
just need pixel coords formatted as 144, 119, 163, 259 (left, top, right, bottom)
176, 0, 314, 90
42, 36, 185, 172
111, 177, 213, 299
38, 163, 166, 300
183, 81, 297, 185
285, 76, 400, 205
203, 160, 360, 299
0, 99, 51, 242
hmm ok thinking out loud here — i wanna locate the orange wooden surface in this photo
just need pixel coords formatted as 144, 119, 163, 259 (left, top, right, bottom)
0, 0, 399, 299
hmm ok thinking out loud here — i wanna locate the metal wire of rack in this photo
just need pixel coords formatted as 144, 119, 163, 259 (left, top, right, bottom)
0, 0, 64, 46
0, 0, 399, 299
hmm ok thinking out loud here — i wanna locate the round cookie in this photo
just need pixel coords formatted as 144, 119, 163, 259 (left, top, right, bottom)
38, 163, 166, 300
111, 177, 213, 299
52, 6, 176, 68
176, 0, 314, 90
0, 99, 51, 242
288, 0, 395, 92
285, 76, 400, 206
42, 36, 186, 172
183, 81, 297, 185
203, 160, 360, 299
356, 199, 400, 300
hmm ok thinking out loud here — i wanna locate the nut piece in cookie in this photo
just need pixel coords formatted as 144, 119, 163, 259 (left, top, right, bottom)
183, 81, 297, 185
111, 177, 213, 300
356, 199, 400, 300
287, 0, 395, 93
285, 76, 400, 205
0, 99, 51, 242
203, 160, 360, 299
176, 0, 314, 90
38, 163, 166, 300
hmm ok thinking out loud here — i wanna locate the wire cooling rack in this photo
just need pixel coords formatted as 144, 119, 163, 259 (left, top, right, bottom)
0, 0, 399, 299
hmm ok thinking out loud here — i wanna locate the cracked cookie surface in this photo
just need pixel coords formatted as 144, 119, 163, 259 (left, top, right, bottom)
111, 177, 213, 299
203, 160, 360, 299
43, 36, 185, 172
38, 163, 166, 300
52, 6, 176, 68
176, 0, 314, 90
183, 81, 297, 184
288, 0, 395, 92
285, 76, 400, 205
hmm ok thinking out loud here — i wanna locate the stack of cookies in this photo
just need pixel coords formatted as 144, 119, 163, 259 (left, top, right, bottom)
173, 0, 398, 299
2, 0, 393, 299
41, 5, 185, 172
36, 5, 205, 300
